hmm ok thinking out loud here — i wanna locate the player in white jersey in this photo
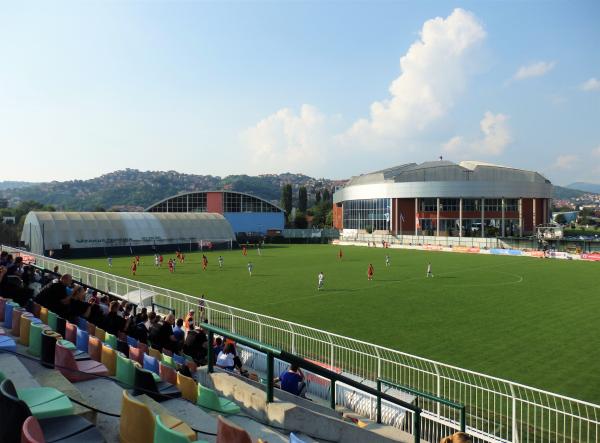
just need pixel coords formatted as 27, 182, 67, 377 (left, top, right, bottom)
247, 262, 253, 277
317, 272, 324, 290
427, 263, 433, 278
154, 255, 159, 267
107, 257, 112, 268
385, 255, 390, 267
218, 256, 224, 269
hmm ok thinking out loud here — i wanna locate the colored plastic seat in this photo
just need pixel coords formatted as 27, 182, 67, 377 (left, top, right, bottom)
77, 317, 87, 332
32, 302, 41, 318
0, 297, 8, 320
155, 414, 207, 443
176, 372, 197, 403
133, 366, 180, 402
216, 415, 252, 443
0, 335, 17, 353
39, 307, 48, 325
47, 311, 58, 331
94, 327, 105, 342
116, 339, 129, 357
101, 344, 117, 376
28, 323, 50, 357
143, 354, 159, 374
197, 384, 240, 414
289, 432, 307, 443
4, 301, 17, 329
55, 316, 66, 338
54, 341, 109, 382
20, 315, 41, 347
116, 352, 136, 387
11, 307, 26, 336
76, 329, 89, 353
159, 362, 177, 385
162, 348, 173, 357
104, 332, 117, 349
183, 354, 198, 373
172, 354, 186, 366
137, 342, 148, 354
149, 347, 162, 361
88, 336, 103, 361
20, 415, 44, 443
126, 335, 138, 348
40, 330, 61, 368
129, 345, 144, 365
1, 379, 103, 443
86, 321, 96, 337
57, 339, 89, 361
162, 354, 175, 368
64, 322, 77, 344
0, 372, 73, 420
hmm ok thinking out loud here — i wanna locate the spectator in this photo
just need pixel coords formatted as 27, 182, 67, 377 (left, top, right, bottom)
184, 309, 194, 331
158, 314, 179, 353
104, 300, 131, 336
148, 313, 162, 348
277, 364, 307, 398
173, 318, 185, 344
216, 343, 247, 375
213, 337, 224, 363
98, 295, 110, 315
440, 432, 472, 443
183, 326, 208, 364
35, 273, 73, 318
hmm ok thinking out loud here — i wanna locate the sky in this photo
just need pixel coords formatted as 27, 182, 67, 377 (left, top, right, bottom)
0, 1, 599, 185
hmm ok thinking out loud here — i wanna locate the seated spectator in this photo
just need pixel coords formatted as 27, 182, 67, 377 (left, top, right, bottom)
216, 343, 247, 375
213, 337, 224, 363
0, 251, 8, 266
157, 313, 179, 353
35, 273, 73, 318
277, 364, 307, 398
104, 300, 131, 336
98, 295, 110, 315
135, 307, 147, 324
183, 326, 208, 364
173, 318, 185, 343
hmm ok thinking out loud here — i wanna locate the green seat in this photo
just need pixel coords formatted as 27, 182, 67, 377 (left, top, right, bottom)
154, 415, 207, 443
152, 372, 162, 383
116, 352, 136, 387
105, 332, 118, 349
0, 372, 74, 419
47, 311, 58, 331
196, 384, 240, 414
162, 354, 175, 368
59, 339, 76, 351
28, 322, 50, 357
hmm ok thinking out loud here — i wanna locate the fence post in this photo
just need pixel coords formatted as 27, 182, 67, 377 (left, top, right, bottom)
376, 379, 382, 424
330, 379, 336, 409
509, 383, 519, 443
413, 408, 421, 443
267, 352, 274, 403
434, 363, 441, 417
460, 405, 466, 433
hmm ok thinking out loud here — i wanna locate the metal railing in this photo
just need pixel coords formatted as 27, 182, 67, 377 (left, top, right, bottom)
3, 245, 599, 443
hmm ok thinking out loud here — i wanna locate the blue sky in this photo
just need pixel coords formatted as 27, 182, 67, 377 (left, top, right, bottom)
1, 1, 599, 185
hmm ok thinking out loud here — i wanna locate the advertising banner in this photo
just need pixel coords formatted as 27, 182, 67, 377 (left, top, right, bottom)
490, 248, 522, 256
581, 253, 600, 261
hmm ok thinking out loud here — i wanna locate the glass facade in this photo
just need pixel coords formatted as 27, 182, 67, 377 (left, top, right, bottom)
223, 192, 280, 213
148, 193, 207, 213
343, 198, 390, 231
148, 192, 281, 213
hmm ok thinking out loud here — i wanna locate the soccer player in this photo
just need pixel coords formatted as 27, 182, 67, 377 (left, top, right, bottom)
107, 257, 112, 268
427, 262, 434, 278
159, 255, 164, 267
168, 259, 174, 273
257, 245, 261, 256
242, 245, 247, 256
218, 255, 224, 269
135, 255, 140, 265
181, 253, 185, 264
247, 262, 253, 277
367, 263, 374, 281
202, 254, 208, 271
338, 249, 343, 260
154, 255, 159, 267
385, 254, 390, 267
317, 272, 324, 291
131, 259, 137, 276
172, 258, 176, 272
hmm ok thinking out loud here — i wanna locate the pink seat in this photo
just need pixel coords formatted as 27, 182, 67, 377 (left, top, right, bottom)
55, 341, 109, 382
65, 322, 77, 344
11, 307, 26, 337
159, 362, 177, 385
137, 342, 148, 354
129, 345, 144, 365
88, 336, 103, 361
21, 416, 45, 443
86, 322, 96, 337
216, 416, 252, 443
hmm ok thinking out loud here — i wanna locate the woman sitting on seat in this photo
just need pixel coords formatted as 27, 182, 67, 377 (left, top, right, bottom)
215, 343, 247, 375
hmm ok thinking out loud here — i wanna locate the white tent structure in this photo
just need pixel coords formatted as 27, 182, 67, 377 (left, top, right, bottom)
21, 211, 235, 255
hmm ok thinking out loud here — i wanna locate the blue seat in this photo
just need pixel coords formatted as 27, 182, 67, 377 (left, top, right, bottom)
77, 317, 88, 332
0, 335, 17, 353
4, 302, 17, 329
172, 354, 185, 366
290, 432, 307, 443
76, 329, 89, 353
143, 353, 159, 374
126, 335, 138, 348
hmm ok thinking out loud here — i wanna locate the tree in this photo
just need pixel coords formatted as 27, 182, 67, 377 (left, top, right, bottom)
298, 187, 307, 213
294, 211, 308, 228
325, 209, 333, 227
280, 184, 292, 216
554, 214, 567, 225
322, 188, 330, 203
315, 190, 321, 204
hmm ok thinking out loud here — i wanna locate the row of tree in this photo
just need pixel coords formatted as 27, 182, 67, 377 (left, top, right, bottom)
280, 185, 334, 228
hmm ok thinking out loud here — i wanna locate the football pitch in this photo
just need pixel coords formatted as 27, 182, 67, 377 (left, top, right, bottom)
70, 244, 600, 403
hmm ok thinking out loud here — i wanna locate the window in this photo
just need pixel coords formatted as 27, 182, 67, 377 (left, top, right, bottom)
439, 199, 458, 212
420, 198, 437, 212
462, 199, 481, 212
223, 192, 280, 213
343, 199, 391, 231
484, 199, 502, 212
505, 199, 518, 212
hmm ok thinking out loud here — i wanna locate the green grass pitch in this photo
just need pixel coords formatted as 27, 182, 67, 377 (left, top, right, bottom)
70, 244, 600, 403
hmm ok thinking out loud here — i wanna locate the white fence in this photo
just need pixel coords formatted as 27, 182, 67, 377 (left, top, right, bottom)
3, 245, 599, 443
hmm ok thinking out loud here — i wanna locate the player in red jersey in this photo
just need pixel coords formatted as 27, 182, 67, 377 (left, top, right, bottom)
202, 254, 208, 271
131, 260, 137, 276
338, 249, 343, 260
135, 255, 140, 264
168, 259, 174, 273
242, 245, 247, 256
159, 255, 164, 267
367, 263, 374, 281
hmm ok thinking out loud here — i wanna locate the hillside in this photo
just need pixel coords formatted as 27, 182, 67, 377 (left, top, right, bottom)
0, 169, 340, 211
567, 182, 600, 194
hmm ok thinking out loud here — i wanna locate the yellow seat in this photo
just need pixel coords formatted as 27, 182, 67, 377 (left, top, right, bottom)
148, 347, 162, 361
95, 327, 106, 342
39, 307, 48, 325
177, 372, 198, 403
101, 344, 116, 376
19, 315, 34, 346
120, 390, 155, 443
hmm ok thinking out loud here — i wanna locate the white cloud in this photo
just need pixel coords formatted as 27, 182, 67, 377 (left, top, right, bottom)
552, 155, 578, 170
343, 8, 486, 147
580, 78, 600, 92
513, 61, 556, 80
443, 111, 512, 157
242, 9, 487, 173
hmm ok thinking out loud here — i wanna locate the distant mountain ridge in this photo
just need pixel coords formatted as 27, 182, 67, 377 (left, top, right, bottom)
566, 182, 600, 194
0, 181, 37, 191
0, 169, 340, 211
